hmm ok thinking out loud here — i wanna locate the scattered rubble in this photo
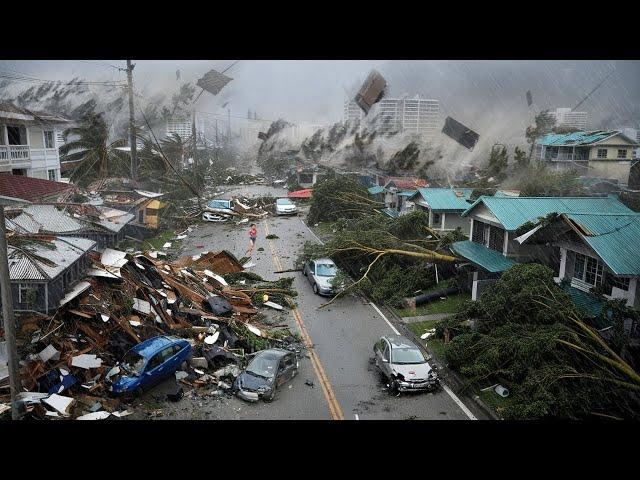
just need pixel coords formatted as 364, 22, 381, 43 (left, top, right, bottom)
4, 242, 303, 420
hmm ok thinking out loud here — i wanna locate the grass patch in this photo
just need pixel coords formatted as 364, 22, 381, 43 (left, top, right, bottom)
426, 338, 446, 359
395, 293, 471, 317
478, 389, 515, 419
406, 319, 440, 337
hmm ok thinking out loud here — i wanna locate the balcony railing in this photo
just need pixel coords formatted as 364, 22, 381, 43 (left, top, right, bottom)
544, 153, 589, 161
0, 145, 31, 167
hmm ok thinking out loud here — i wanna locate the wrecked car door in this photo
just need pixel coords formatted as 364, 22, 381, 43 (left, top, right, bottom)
141, 352, 164, 389
380, 340, 392, 379
279, 354, 296, 384
307, 261, 315, 285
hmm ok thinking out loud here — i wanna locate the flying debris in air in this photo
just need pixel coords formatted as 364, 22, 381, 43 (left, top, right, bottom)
442, 116, 480, 151
526, 90, 533, 107
354, 70, 387, 115
257, 132, 268, 141
176, 69, 181, 80
197, 69, 233, 96
221, 101, 229, 109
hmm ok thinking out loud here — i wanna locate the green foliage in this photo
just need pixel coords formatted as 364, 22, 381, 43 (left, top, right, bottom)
443, 263, 640, 420
513, 146, 529, 168
513, 163, 584, 197
525, 110, 556, 159
487, 145, 509, 179
307, 174, 381, 225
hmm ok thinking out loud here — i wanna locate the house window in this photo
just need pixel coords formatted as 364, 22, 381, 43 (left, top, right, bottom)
48, 169, 56, 181
617, 149, 627, 159
488, 226, 505, 253
574, 253, 603, 286
44, 130, 54, 148
607, 275, 630, 292
472, 220, 486, 244
433, 212, 441, 226
18, 284, 38, 305
138, 209, 144, 223
597, 148, 607, 159
7, 125, 25, 145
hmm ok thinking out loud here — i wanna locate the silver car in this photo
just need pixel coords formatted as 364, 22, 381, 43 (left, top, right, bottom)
275, 198, 298, 215
373, 335, 439, 393
302, 258, 338, 296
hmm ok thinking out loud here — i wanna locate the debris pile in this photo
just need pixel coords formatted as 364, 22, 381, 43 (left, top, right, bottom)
1, 246, 301, 420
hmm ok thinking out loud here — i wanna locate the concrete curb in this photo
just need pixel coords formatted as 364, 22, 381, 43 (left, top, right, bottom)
382, 302, 499, 421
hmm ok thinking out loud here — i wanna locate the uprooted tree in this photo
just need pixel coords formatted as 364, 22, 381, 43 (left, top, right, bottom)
298, 208, 462, 307
440, 263, 640, 420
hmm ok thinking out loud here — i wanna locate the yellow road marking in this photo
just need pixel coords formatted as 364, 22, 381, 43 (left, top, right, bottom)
263, 220, 345, 420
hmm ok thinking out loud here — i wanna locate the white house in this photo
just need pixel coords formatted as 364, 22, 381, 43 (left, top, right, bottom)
0, 102, 70, 182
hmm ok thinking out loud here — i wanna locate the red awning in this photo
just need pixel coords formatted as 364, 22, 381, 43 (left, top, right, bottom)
288, 189, 313, 199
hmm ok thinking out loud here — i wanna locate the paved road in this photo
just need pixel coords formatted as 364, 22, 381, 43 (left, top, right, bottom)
131, 185, 484, 420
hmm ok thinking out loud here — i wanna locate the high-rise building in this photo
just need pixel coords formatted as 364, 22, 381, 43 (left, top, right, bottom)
350, 95, 440, 137
344, 100, 363, 125
550, 107, 589, 130
166, 117, 194, 141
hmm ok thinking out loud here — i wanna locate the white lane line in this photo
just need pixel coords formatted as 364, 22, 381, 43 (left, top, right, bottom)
354, 414, 359, 420
302, 219, 324, 244
369, 302, 400, 335
441, 384, 477, 420
302, 217, 477, 420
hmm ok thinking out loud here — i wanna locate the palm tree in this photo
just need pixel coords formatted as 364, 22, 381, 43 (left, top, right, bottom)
160, 132, 191, 171
59, 113, 129, 186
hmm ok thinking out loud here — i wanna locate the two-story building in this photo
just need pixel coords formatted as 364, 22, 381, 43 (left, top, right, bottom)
449, 195, 635, 300
0, 102, 70, 182
535, 130, 639, 187
408, 188, 474, 234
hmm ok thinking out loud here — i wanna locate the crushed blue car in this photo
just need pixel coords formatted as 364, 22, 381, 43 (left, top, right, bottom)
105, 336, 192, 397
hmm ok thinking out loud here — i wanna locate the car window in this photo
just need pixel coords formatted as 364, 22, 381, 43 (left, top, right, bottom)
316, 263, 337, 277
391, 347, 425, 365
309, 261, 315, 274
161, 346, 176, 362
147, 352, 164, 371
173, 344, 183, 355
382, 341, 390, 361
282, 355, 294, 369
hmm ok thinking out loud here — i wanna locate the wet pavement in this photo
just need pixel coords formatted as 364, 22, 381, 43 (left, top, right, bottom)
128, 184, 485, 420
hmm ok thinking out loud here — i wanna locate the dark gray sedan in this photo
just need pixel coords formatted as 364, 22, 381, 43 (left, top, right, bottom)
302, 258, 338, 296
373, 335, 439, 394
233, 348, 299, 402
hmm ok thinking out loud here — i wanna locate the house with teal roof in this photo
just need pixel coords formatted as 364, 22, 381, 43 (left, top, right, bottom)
449, 195, 635, 301
535, 130, 638, 186
408, 188, 475, 233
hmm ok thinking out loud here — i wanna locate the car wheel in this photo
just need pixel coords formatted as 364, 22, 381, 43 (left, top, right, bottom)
313, 283, 319, 295
263, 388, 276, 403
388, 377, 399, 395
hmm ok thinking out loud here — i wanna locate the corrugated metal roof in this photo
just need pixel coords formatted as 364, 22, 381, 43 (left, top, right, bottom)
94, 207, 135, 233
536, 130, 632, 147
564, 213, 640, 276
382, 208, 400, 218
463, 196, 635, 231
412, 188, 474, 211
8, 236, 96, 281
10, 205, 85, 233
450, 240, 517, 273
367, 185, 386, 195
561, 284, 603, 318
398, 190, 417, 197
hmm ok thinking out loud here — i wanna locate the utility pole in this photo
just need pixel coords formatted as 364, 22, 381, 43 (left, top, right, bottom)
0, 205, 21, 420
126, 60, 138, 180
227, 108, 231, 145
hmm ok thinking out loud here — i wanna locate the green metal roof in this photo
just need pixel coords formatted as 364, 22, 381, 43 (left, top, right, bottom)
411, 188, 474, 211
463, 196, 635, 231
367, 185, 386, 195
398, 190, 417, 197
537, 130, 627, 147
450, 240, 517, 273
561, 284, 603, 319
565, 213, 640, 276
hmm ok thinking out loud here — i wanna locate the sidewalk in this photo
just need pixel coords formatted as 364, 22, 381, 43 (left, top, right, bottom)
399, 313, 454, 324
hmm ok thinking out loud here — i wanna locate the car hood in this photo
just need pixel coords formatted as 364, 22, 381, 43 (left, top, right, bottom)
111, 374, 140, 393
236, 371, 272, 391
390, 362, 432, 380
314, 276, 335, 289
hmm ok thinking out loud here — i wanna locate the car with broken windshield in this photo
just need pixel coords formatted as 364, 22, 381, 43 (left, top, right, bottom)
233, 348, 298, 402
302, 258, 340, 296
373, 335, 439, 394
106, 335, 192, 397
